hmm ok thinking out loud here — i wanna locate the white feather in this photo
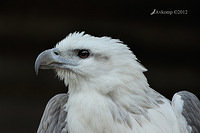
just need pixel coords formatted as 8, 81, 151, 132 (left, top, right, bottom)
172, 94, 192, 133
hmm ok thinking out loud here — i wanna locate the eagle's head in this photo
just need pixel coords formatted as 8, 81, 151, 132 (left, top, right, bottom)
35, 32, 147, 94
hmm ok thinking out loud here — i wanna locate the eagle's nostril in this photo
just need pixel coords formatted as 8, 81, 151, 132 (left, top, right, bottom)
54, 51, 59, 55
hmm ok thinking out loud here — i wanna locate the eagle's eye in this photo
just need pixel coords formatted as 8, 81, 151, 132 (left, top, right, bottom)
77, 50, 90, 59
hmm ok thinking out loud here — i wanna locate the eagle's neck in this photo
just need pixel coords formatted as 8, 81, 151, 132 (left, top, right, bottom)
65, 69, 165, 133
66, 83, 163, 133
66, 69, 162, 115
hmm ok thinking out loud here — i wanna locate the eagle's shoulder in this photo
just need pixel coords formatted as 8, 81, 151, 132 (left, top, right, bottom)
37, 93, 68, 133
172, 91, 200, 133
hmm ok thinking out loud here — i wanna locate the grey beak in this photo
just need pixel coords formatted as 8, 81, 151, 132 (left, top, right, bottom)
34, 48, 76, 75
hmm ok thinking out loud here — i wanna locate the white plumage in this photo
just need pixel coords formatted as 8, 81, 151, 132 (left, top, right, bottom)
35, 32, 200, 133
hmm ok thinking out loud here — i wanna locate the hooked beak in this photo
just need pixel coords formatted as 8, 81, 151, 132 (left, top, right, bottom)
34, 48, 77, 75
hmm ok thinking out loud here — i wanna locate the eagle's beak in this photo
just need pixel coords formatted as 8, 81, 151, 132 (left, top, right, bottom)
35, 48, 76, 75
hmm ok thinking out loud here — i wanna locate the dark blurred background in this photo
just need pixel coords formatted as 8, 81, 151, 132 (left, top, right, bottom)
0, 0, 199, 132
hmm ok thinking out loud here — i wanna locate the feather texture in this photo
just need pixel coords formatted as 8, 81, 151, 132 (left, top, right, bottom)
37, 94, 68, 133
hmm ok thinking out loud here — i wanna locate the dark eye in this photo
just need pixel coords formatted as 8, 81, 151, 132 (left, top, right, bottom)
77, 50, 90, 59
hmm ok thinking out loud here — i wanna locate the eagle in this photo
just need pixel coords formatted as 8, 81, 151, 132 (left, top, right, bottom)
35, 32, 200, 133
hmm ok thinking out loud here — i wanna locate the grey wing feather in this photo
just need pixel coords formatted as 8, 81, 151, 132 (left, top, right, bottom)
176, 91, 200, 133
37, 93, 68, 133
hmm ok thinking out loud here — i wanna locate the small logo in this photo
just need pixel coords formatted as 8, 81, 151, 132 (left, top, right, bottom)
150, 9, 188, 15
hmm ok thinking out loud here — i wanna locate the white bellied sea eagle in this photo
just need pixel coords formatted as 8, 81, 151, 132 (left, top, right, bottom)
35, 32, 200, 133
